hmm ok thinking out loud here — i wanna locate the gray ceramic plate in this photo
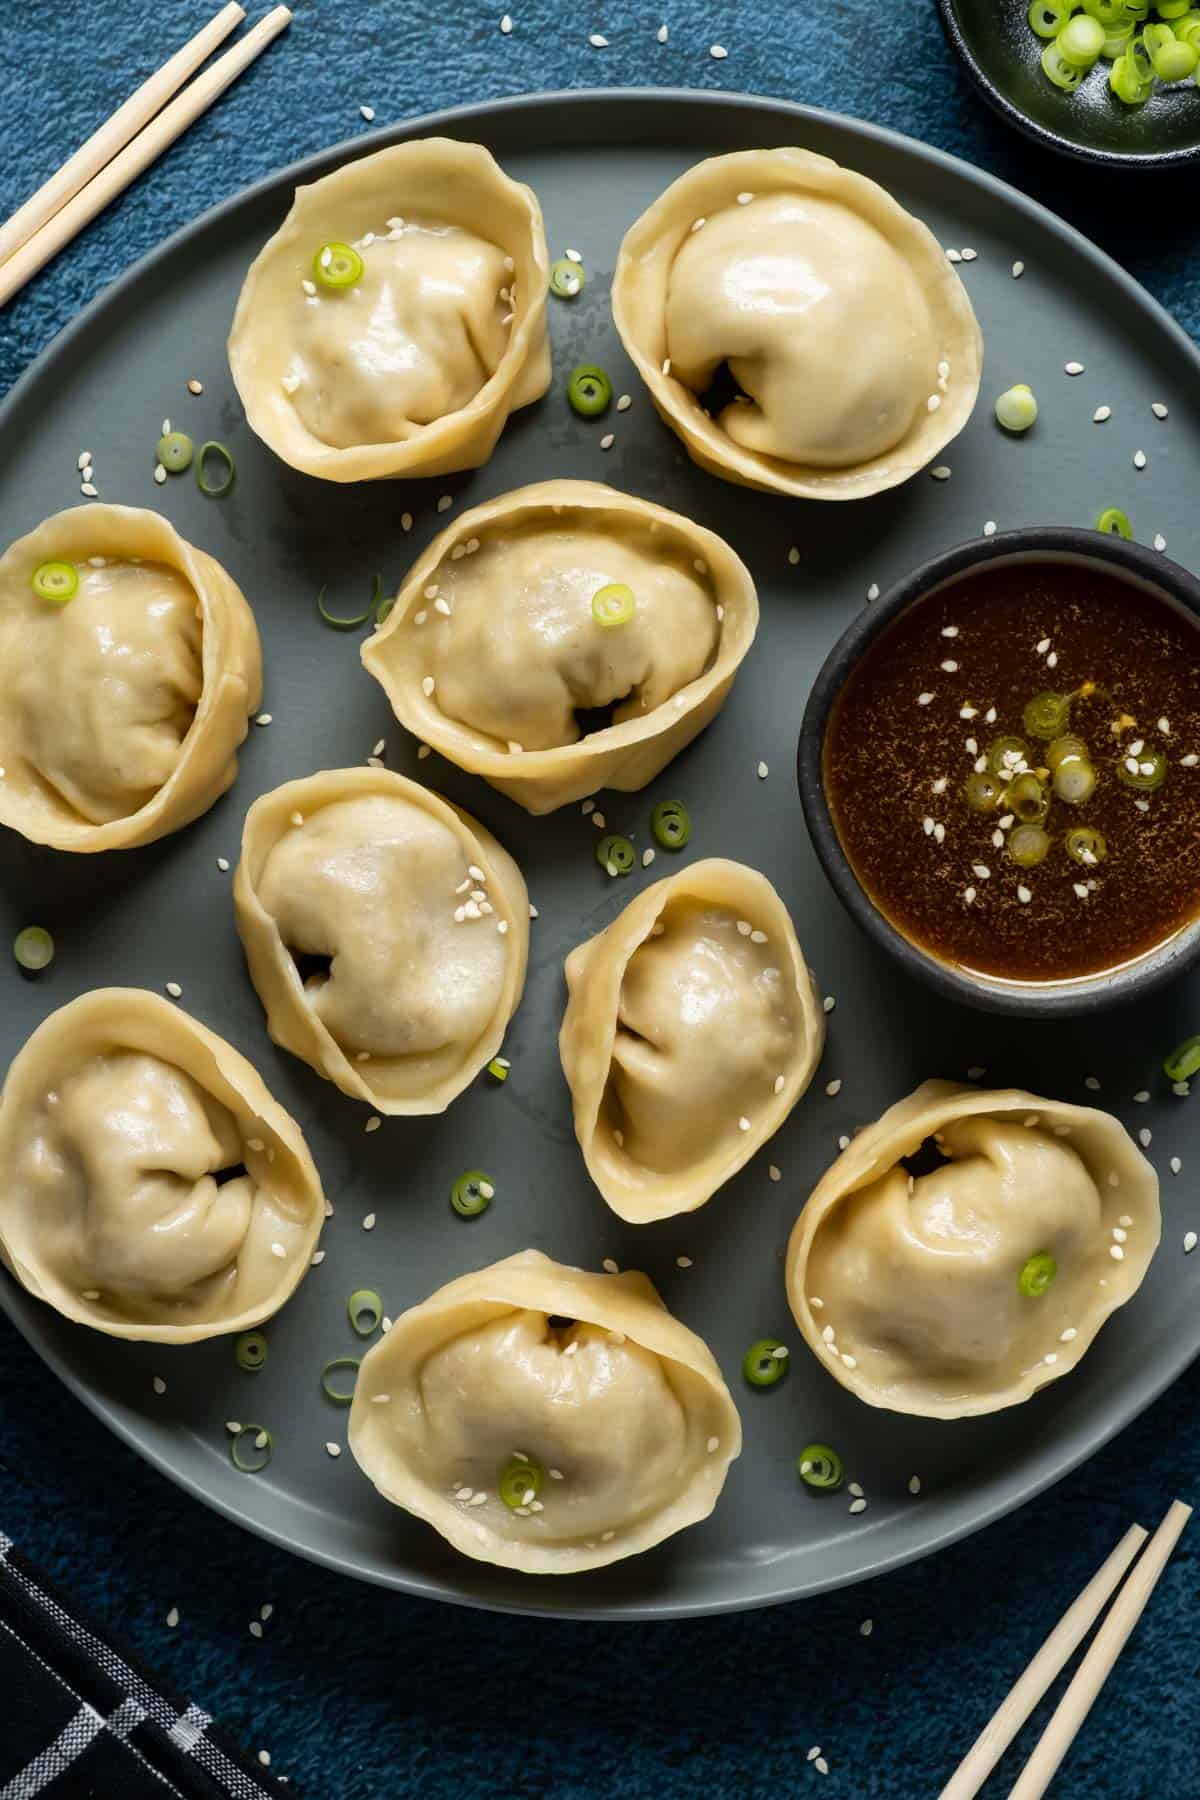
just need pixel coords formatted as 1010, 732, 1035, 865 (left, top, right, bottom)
2, 90, 1198, 1621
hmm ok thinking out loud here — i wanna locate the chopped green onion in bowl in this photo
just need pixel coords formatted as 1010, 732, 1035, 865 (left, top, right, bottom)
797, 1443, 844, 1491
13, 926, 54, 972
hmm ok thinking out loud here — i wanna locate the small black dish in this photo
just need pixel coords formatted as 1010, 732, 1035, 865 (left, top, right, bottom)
797, 527, 1200, 1017
936, 0, 1200, 170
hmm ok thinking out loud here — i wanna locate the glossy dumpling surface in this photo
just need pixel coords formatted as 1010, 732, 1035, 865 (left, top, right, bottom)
234, 769, 529, 1113
612, 148, 982, 500
362, 480, 758, 814
348, 1250, 741, 1572
0, 505, 261, 852
786, 1081, 1160, 1417
0, 990, 325, 1341
229, 139, 550, 482
560, 859, 824, 1221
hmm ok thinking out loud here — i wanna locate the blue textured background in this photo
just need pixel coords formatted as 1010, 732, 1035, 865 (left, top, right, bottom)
1, 3, 1198, 1794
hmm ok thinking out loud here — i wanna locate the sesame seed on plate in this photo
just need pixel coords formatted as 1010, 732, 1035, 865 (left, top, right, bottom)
1171, 1156, 1182, 1174
825, 1079, 842, 1097
1017, 885, 1032, 904
1151, 401, 1168, 419
600, 432, 615, 450
676, 1255, 693, 1269
867, 582, 880, 602
500, 12, 513, 30
365, 1116, 381, 1133
1012, 259, 1025, 278
849, 1497, 867, 1514
807, 1747, 822, 1763
1139, 1127, 1152, 1147
946, 248, 962, 262
255, 713, 272, 726
1094, 405, 1111, 423
617, 394, 632, 411
153, 1376, 166, 1396
908, 1475, 922, 1495
359, 105, 375, 121
80, 483, 98, 497
768, 1164, 781, 1182
166, 1606, 180, 1627
154, 464, 167, 485
1154, 534, 1167, 552
859, 1618, 874, 1636
249, 1621, 263, 1639
325, 1441, 342, 1457
930, 466, 952, 481
602, 1257, 619, 1274
1185, 1232, 1197, 1254
589, 32, 609, 46
1064, 361, 1084, 376
1133, 449, 1147, 470
709, 42, 728, 57
362, 1212, 377, 1231
657, 21, 668, 39
165, 981, 182, 998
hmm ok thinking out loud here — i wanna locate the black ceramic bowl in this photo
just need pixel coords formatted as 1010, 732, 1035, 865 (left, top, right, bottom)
936, 0, 1200, 170
797, 527, 1200, 1016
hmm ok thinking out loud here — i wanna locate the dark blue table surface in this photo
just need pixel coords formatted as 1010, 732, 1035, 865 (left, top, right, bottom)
1, 4, 1197, 1795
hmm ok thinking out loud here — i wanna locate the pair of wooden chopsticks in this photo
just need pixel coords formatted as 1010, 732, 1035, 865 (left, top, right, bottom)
940, 1497, 1191, 1798
0, 3, 291, 311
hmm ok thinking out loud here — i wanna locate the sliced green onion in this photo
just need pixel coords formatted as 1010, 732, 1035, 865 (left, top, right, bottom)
1125, 0, 1151, 16
1096, 506, 1133, 538
1060, 11, 1107, 59
450, 1170, 493, 1217
1006, 771, 1051, 823
1110, 50, 1154, 97
156, 430, 194, 473
1052, 755, 1097, 805
1018, 1251, 1058, 1297
31, 560, 79, 604
742, 1339, 789, 1389
567, 364, 612, 417
1023, 692, 1071, 741
375, 591, 395, 627
230, 1423, 273, 1473
964, 771, 1003, 812
1065, 824, 1107, 866
1042, 40, 1086, 86
313, 241, 364, 290
1175, 12, 1200, 50
1082, 0, 1129, 22
1118, 745, 1167, 791
1163, 1035, 1200, 1083
235, 1330, 268, 1372
1158, 0, 1191, 16
987, 736, 1030, 777
196, 440, 235, 498
591, 582, 636, 628
1149, 25, 1198, 72
498, 1454, 543, 1510
13, 926, 54, 972
348, 1287, 384, 1335
1029, 0, 1074, 33
651, 798, 692, 850
995, 383, 1039, 433
1046, 734, 1089, 772
596, 833, 636, 876
1008, 823, 1051, 868
549, 257, 585, 298
320, 1356, 361, 1404
797, 1443, 844, 1491
1101, 19, 1136, 55
486, 1056, 510, 1083
318, 572, 383, 630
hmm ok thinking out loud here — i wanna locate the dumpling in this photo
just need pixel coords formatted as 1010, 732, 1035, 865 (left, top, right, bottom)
234, 768, 529, 1113
348, 1249, 741, 1572
361, 480, 758, 814
786, 1081, 1159, 1418
0, 989, 325, 1342
0, 505, 261, 851
612, 148, 983, 500
560, 860, 824, 1221
228, 138, 550, 482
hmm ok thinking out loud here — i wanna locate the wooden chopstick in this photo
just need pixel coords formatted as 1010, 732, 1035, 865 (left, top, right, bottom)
1006, 1499, 1192, 1800
0, 7, 292, 312
937, 1523, 1149, 1800
0, 4, 246, 270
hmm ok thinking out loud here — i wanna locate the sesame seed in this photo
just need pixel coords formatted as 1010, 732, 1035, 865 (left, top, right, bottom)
165, 981, 182, 998
676, 1255, 693, 1269
359, 104, 375, 121
738, 1116, 751, 1132
963, 886, 976, 905
1171, 1157, 1182, 1174
166, 1605, 180, 1627
709, 42, 727, 57
421, 676, 435, 696
1085, 1075, 1101, 1090
80, 483, 98, 497
1133, 450, 1147, 470
500, 12, 512, 29
918, 691, 934, 707
849, 1498, 867, 1514
967, 1066, 986, 1080
589, 32, 609, 46
153, 1376, 166, 1396
860, 1618, 874, 1636
768, 1165, 781, 1182
908, 1475, 922, 1495
249, 1621, 263, 1639
807, 1748, 822, 1764
1044, 1353, 1058, 1366
600, 432, 615, 450
365, 1116, 381, 1134
1017, 885, 1032, 904
154, 464, 167, 485
1151, 401, 1168, 419
1185, 1232, 1197, 1254
362, 1212, 377, 1231
1064, 361, 1084, 376
1139, 1127, 1152, 1147
825, 1079, 842, 1097
270, 1242, 286, 1259
255, 713, 272, 726
930, 466, 952, 481
848, 1482, 863, 1497
1110, 1244, 1125, 1261
947, 248, 962, 263
1012, 260, 1025, 278
311, 1250, 325, 1266
602, 1257, 619, 1274
1094, 405, 1111, 423
1155, 535, 1167, 552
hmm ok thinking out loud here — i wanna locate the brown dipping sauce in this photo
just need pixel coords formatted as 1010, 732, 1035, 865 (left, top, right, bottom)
824, 559, 1200, 983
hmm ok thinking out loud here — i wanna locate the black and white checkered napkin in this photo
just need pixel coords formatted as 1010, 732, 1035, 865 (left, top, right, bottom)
0, 1530, 291, 1798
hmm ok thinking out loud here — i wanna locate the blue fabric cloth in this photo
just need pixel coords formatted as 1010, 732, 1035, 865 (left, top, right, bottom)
1, 3, 1197, 1794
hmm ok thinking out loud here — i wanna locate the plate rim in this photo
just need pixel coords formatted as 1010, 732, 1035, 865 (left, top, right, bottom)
3, 84, 1199, 1622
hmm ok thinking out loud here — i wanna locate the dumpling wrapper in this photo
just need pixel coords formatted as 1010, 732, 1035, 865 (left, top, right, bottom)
361, 480, 758, 815
0, 506, 261, 852
560, 859, 824, 1222
786, 1081, 1160, 1418
612, 148, 983, 500
348, 1249, 741, 1573
234, 768, 529, 1113
0, 989, 325, 1342
229, 138, 550, 482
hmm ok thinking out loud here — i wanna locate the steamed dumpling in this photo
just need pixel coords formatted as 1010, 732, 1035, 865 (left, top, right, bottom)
361, 480, 758, 814
234, 769, 529, 1113
228, 139, 550, 482
0, 990, 325, 1341
348, 1250, 741, 1572
0, 506, 261, 851
786, 1081, 1160, 1417
612, 148, 982, 500
560, 860, 824, 1221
